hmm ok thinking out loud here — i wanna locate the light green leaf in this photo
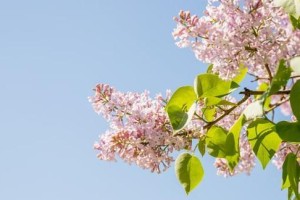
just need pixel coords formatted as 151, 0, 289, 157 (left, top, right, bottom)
276, 121, 300, 143
256, 83, 272, 109
290, 80, 300, 121
166, 86, 197, 132
202, 107, 216, 122
233, 64, 248, 84
194, 74, 238, 98
268, 60, 292, 96
206, 64, 214, 74
274, 0, 300, 17
206, 126, 228, 158
243, 100, 264, 120
282, 153, 300, 199
175, 153, 204, 195
226, 115, 247, 171
198, 139, 206, 157
204, 96, 236, 107
247, 118, 282, 169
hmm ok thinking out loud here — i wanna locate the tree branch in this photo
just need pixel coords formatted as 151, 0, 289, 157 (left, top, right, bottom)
264, 63, 273, 81
239, 88, 290, 95
203, 93, 250, 130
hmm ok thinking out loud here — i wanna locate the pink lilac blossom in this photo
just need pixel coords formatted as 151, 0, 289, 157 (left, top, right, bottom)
90, 84, 257, 175
173, 0, 300, 79
271, 94, 292, 116
272, 142, 300, 169
89, 84, 191, 173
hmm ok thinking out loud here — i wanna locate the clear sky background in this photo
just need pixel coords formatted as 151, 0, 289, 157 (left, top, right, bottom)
0, 0, 287, 199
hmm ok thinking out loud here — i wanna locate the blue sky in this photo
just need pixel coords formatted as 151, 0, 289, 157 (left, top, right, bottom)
0, 0, 286, 199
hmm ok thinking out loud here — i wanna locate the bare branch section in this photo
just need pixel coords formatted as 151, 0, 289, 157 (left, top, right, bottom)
203, 93, 250, 130
239, 88, 290, 95
202, 88, 291, 130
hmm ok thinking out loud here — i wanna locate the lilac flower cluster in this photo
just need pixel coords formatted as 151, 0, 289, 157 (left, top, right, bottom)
173, 0, 300, 80
89, 84, 191, 173
90, 84, 257, 175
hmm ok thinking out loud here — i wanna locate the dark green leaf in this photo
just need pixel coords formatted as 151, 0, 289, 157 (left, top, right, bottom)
166, 86, 197, 132
247, 118, 282, 169
175, 153, 204, 195
282, 153, 300, 199
206, 126, 228, 158
290, 80, 300, 121
194, 74, 238, 98
268, 60, 292, 96
276, 121, 300, 143
290, 15, 300, 30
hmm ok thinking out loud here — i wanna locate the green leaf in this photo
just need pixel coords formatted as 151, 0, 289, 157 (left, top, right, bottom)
256, 83, 272, 109
206, 64, 214, 74
243, 100, 264, 120
290, 56, 300, 74
232, 64, 248, 84
274, 0, 300, 17
290, 15, 300, 30
198, 139, 206, 156
166, 86, 197, 132
204, 96, 236, 107
276, 121, 300, 143
202, 107, 216, 122
282, 153, 300, 199
226, 115, 247, 170
247, 118, 282, 169
268, 60, 292, 96
194, 74, 239, 98
175, 153, 204, 195
290, 80, 300, 121
206, 126, 228, 158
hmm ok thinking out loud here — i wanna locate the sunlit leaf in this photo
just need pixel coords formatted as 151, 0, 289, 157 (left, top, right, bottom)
205, 96, 236, 107
175, 153, 204, 195
247, 118, 282, 169
194, 74, 238, 98
202, 107, 216, 122
166, 86, 197, 132
226, 115, 247, 171
206, 64, 214, 73
206, 126, 228, 158
198, 139, 206, 157
232, 64, 248, 84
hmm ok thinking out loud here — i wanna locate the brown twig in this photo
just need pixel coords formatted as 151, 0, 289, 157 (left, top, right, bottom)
239, 89, 290, 95
203, 92, 250, 130
264, 63, 273, 81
